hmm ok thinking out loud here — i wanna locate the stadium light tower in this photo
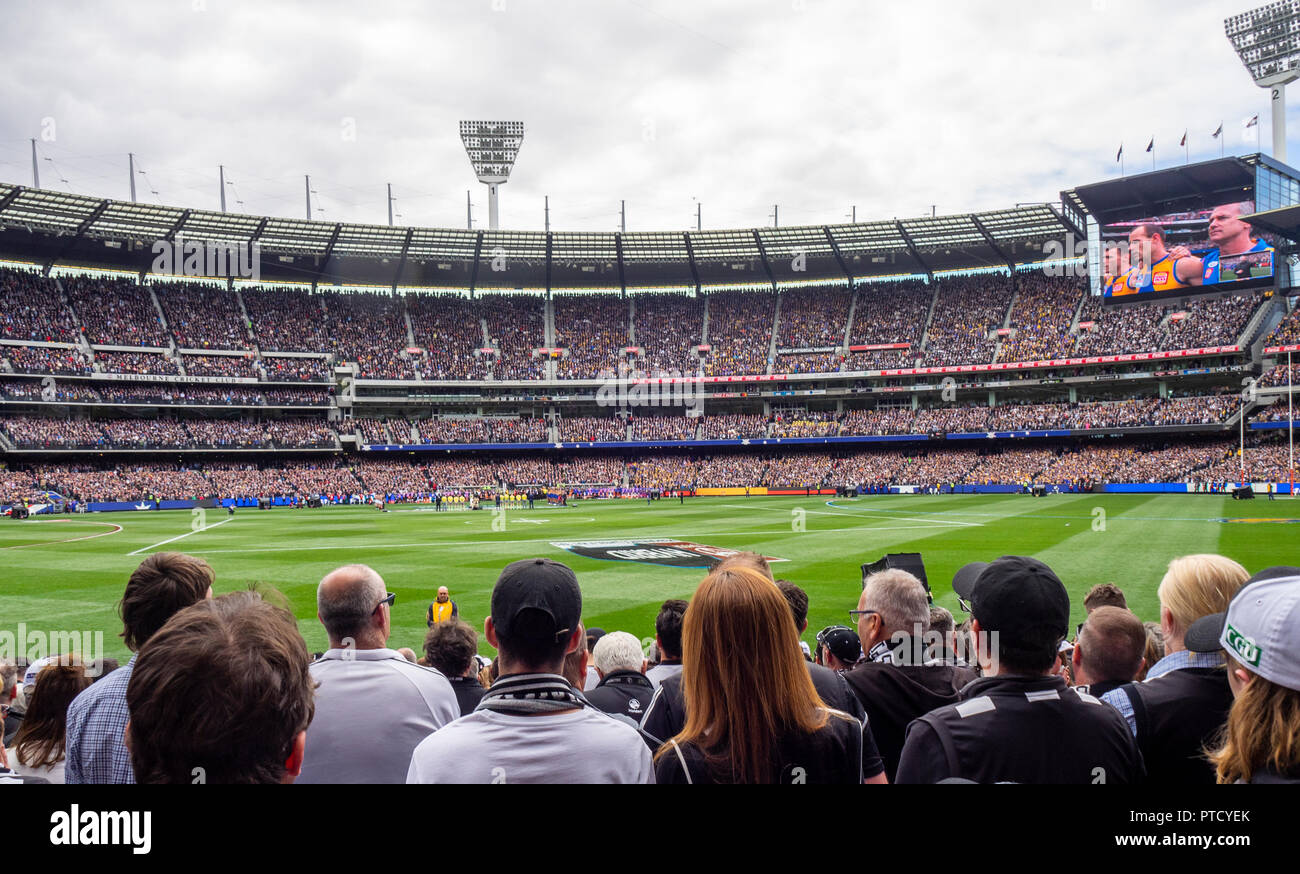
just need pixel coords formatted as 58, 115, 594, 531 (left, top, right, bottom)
1226, 1, 1300, 162
459, 121, 524, 230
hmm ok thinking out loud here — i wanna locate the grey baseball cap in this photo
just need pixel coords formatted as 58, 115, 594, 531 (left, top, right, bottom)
1189, 573, 1300, 692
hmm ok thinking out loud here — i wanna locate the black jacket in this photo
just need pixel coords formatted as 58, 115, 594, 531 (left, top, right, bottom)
584, 670, 656, 725
895, 674, 1145, 784
447, 675, 486, 717
843, 661, 978, 783
1115, 667, 1232, 785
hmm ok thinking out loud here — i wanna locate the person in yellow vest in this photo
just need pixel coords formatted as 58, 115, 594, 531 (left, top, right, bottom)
427, 586, 459, 627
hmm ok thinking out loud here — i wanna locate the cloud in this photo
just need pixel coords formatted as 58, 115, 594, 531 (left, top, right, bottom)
0, 0, 1285, 232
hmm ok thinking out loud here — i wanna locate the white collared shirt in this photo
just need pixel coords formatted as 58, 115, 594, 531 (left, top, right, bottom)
297, 647, 460, 784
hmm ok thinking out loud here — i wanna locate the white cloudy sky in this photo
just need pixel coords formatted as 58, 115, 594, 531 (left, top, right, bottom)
0, 0, 1289, 232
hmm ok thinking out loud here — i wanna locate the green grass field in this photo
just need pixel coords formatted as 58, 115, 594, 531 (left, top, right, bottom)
2, 493, 1297, 663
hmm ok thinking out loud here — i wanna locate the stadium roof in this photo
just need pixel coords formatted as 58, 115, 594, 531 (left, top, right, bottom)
1062, 156, 1260, 225
1060, 153, 1300, 234
1241, 202, 1300, 240
0, 181, 1075, 288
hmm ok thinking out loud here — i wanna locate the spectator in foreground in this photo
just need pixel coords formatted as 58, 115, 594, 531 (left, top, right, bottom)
423, 620, 486, 717
125, 590, 315, 784
1070, 606, 1146, 699
653, 566, 886, 784
844, 568, 976, 783
645, 599, 687, 689
65, 552, 214, 784
1099, 554, 1248, 784
585, 631, 654, 725
298, 564, 459, 784
407, 558, 653, 783
896, 556, 1143, 783
9, 661, 91, 784
1188, 569, 1300, 784
642, 577, 866, 750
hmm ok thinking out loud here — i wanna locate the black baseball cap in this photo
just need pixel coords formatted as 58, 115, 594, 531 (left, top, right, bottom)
952, 556, 1070, 652
1185, 566, 1300, 653
491, 558, 582, 644
816, 625, 862, 664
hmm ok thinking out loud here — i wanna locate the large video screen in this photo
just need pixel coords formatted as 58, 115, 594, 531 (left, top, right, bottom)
1100, 200, 1275, 304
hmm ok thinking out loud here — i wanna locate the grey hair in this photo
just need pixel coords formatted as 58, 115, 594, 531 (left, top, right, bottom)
862, 569, 930, 637
592, 631, 645, 674
318, 564, 386, 641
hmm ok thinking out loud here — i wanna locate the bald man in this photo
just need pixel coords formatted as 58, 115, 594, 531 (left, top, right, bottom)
297, 564, 459, 784
1198, 201, 1273, 285
426, 586, 459, 627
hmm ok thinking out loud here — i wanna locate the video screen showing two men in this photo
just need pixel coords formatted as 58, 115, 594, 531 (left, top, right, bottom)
1101, 200, 1275, 304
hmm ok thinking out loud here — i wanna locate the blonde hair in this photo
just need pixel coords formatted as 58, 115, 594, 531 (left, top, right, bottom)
1156, 555, 1247, 635
1210, 659, 1300, 783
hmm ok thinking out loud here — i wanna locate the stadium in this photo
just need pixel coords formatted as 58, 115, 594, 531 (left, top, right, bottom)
1, 0, 1298, 807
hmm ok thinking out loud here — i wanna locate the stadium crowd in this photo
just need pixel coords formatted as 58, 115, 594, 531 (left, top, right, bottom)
777, 287, 851, 349
997, 276, 1084, 363
2, 345, 93, 375
919, 275, 1010, 367
153, 282, 253, 351
0, 268, 78, 343
481, 295, 545, 380
93, 351, 178, 376
64, 275, 169, 347
702, 291, 774, 377
632, 294, 705, 374
407, 294, 487, 381
555, 294, 628, 379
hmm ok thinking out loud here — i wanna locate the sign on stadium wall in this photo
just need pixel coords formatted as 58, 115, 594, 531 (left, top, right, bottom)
550, 539, 788, 569
847, 343, 911, 352
89, 373, 259, 384
777, 346, 839, 354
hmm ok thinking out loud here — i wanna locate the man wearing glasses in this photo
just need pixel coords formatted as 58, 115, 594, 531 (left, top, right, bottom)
842, 568, 977, 783
297, 564, 459, 784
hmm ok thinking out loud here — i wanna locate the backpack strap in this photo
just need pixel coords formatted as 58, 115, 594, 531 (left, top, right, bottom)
669, 739, 693, 785
1118, 682, 1148, 748
923, 715, 962, 781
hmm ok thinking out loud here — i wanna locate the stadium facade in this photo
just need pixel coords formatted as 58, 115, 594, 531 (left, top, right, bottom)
1, 155, 1298, 512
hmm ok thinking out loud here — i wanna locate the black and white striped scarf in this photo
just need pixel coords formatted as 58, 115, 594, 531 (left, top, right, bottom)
476, 673, 587, 715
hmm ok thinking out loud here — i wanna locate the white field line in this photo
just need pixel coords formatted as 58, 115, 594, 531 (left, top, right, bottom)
3, 520, 123, 550
127, 517, 234, 556
717, 503, 981, 527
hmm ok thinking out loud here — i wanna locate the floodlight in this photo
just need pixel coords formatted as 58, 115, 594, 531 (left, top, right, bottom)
459, 120, 524, 230
1226, 1, 1300, 161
